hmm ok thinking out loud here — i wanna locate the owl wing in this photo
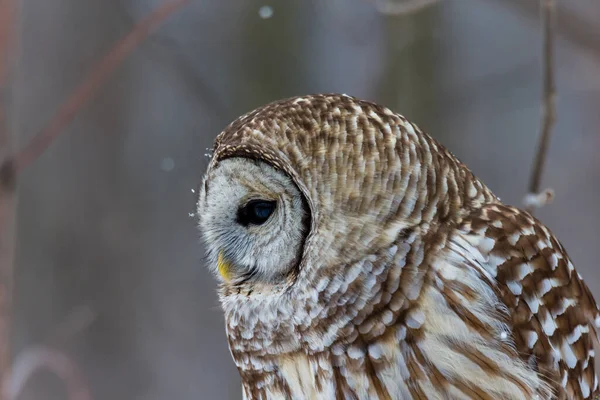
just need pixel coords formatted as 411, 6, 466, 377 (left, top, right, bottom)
457, 203, 600, 399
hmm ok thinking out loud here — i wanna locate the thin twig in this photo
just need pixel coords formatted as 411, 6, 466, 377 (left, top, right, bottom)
525, 0, 556, 213
0, 1, 190, 398
0, 0, 17, 397
13, 0, 192, 171
115, 4, 228, 120
370, 0, 440, 15
3, 345, 93, 400
3, 306, 96, 400
0, 161, 14, 400
0, 0, 16, 84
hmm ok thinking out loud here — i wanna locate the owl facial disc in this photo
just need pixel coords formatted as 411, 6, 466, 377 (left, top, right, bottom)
198, 158, 309, 285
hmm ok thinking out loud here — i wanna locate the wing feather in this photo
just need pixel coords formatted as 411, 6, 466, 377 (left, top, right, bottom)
459, 204, 600, 399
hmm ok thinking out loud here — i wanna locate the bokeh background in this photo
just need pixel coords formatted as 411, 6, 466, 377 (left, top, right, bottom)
10, 0, 600, 398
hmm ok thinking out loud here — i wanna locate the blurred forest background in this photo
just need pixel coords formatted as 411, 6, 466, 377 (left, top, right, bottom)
2, 0, 600, 398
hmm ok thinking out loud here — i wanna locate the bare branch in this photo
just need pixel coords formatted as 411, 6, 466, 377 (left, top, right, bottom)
3, 346, 93, 400
13, 0, 192, 171
0, 0, 16, 84
370, 0, 440, 15
0, 1, 192, 397
2, 307, 95, 399
525, 0, 556, 213
0, 0, 18, 397
114, 4, 228, 121
0, 161, 15, 400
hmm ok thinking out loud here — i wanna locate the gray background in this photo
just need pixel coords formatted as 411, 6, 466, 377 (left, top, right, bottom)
11, 0, 600, 398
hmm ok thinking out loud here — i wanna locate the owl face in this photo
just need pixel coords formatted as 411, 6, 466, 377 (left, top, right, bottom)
198, 157, 309, 285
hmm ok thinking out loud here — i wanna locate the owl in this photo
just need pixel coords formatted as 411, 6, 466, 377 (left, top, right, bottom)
197, 94, 600, 399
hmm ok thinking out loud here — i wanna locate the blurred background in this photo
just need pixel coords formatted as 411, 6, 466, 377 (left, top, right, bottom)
8, 0, 600, 398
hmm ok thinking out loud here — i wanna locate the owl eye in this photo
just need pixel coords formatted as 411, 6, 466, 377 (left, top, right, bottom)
237, 200, 276, 226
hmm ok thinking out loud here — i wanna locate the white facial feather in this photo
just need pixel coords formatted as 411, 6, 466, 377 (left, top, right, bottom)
198, 158, 308, 283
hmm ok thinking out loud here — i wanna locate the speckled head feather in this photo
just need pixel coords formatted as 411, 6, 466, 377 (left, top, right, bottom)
199, 94, 600, 399
208, 94, 495, 265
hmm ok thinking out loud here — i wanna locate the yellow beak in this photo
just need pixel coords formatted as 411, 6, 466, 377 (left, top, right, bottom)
217, 251, 232, 281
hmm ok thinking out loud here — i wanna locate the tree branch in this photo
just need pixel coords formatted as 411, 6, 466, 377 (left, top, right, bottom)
13, 0, 192, 171
0, 1, 191, 398
370, 0, 440, 15
3, 306, 96, 400
0, 0, 18, 397
3, 346, 93, 400
525, 0, 556, 213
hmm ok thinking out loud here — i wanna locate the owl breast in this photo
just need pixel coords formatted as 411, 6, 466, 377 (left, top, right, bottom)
240, 233, 550, 400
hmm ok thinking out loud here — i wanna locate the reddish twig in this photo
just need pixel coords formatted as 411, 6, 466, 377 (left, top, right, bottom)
0, 0, 17, 397
3, 345, 93, 400
0, 0, 16, 84
0, 1, 190, 398
370, 0, 440, 15
3, 306, 96, 400
13, 0, 192, 171
525, 0, 556, 213
0, 173, 14, 400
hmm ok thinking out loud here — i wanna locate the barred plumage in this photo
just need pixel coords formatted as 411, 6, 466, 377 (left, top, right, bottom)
197, 94, 599, 399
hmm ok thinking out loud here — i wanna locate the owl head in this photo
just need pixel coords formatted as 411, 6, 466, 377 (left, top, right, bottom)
196, 94, 493, 355
199, 94, 410, 290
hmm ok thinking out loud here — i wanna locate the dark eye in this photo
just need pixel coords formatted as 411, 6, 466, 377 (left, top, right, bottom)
237, 200, 276, 226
